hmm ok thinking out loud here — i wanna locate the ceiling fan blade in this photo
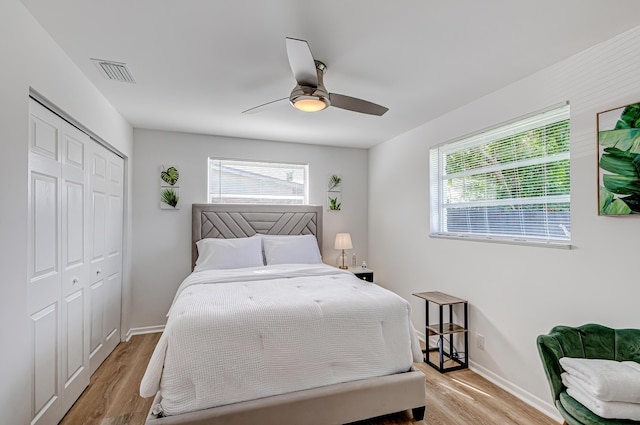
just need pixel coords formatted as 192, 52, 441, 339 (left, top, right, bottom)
242, 97, 289, 114
329, 93, 389, 116
285, 37, 318, 87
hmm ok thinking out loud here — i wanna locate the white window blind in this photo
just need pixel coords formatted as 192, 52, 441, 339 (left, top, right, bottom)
208, 159, 308, 205
429, 104, 571, 247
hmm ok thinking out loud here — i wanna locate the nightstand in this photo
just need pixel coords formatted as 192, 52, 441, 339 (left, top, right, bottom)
349, 266, 374, 282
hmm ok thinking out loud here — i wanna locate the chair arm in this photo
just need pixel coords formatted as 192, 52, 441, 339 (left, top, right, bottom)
536, 334, 565, 402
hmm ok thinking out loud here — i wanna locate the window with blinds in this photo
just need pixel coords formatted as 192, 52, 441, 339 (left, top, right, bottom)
208, 159, 308, 204
429, 104, 571, 247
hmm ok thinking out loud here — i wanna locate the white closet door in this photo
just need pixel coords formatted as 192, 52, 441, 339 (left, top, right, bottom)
89, 145, 124, 373
59, 122, 91, 414
27, 99, 124, 424
28, 101, 63, 425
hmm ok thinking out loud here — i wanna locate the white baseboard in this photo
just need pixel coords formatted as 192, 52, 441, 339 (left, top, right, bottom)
415, 333, 562, 423
469, 361, 563, 423
125, 325, 165, 341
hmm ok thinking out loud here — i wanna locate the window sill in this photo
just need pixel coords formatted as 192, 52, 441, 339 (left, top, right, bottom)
429, 233, 572, 249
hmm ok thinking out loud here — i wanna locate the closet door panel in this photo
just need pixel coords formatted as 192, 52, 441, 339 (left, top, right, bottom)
29, 151, 61, 314
103, 271, 121, 355
104, 154, 123, 356
28, 101, 63, 425
90, 152, 108, 284
33, 174, 58, 272
61, 288, 88, 413
59, 123, 91, 412
89, 147, 124, 373
65, 182, 83, 263
89, 147, 107, 372
64, 133, 84, 170
30, 172, 60, 311
90, 191, 106, 282
29, 174, 63, 425
63, 290, 84, 380
106, 194, 123, 269
30, 304, 60, 425
28, 102, 62, 312
106, 155, 123, 272
89, 280, 104, 358
62, 180, 84, 289
61, 124, 88, 285
30, 113, 59, 160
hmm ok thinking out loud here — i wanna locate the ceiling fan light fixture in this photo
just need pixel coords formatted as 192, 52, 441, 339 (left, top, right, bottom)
242, 39, 388, 116
291, 95, 329, 112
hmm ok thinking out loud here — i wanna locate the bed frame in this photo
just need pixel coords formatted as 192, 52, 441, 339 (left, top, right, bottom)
146, 203, 426, 425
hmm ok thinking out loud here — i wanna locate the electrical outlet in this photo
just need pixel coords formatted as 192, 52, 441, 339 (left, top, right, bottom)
477, 334, 485, 351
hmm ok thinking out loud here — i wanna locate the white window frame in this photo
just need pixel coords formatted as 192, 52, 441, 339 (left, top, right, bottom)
429, 103, 571, 248
208, 158, 309, 205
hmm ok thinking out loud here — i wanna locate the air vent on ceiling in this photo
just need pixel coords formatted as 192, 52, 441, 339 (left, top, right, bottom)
91, 58, 136, 83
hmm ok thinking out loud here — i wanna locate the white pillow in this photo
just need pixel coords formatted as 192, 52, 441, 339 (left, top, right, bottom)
261, 234, 322, 265
194, 237, 264, 271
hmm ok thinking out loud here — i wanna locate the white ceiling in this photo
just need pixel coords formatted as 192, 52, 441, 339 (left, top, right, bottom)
20, 0, 640, 149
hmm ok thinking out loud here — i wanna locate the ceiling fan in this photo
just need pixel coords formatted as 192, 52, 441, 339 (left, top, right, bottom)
242, 37, 388, 116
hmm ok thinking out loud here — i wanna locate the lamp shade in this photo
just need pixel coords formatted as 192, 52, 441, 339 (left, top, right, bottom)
334, 233, 353, 250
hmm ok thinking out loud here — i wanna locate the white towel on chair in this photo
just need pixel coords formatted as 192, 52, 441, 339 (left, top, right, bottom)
566, 383, 640, 421
560, 357, 640, 403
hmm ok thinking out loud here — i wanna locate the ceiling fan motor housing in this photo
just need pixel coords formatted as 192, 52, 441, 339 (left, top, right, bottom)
289, 61, 331, 111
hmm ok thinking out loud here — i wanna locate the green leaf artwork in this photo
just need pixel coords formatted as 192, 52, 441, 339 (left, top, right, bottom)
329, 196, 341, 211
161, 188, 179, 208
161, 166, 179, 185
598, 102, 640, 215
328, 174, 342, 191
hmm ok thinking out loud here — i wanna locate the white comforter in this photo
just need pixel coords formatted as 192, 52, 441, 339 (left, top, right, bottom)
140, 264, 422, 416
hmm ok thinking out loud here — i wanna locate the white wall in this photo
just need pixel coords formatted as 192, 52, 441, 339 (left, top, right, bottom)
131, 129, 368, 329
369, 25, 640, 418
0, 2, 133, 424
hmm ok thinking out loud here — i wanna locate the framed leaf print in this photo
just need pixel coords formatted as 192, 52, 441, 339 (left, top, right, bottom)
160, 187, 180, 209
160, 165, 180, 209
327, 173, 342, 211
160, 165, 179, 186
597, 102, 640, 215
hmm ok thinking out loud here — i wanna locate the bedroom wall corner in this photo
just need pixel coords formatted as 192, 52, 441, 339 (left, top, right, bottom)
368, 24, 640, 418
130, 129, 368, 330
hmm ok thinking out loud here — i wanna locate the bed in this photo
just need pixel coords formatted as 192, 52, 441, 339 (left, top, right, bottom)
141, 204, 426, 425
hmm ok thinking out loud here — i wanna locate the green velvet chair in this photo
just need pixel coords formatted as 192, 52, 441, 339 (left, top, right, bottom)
537, 324, 640, 425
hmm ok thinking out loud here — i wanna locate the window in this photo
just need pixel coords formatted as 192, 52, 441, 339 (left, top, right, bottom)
429, 104, 571, 247
208, 159, 308, 204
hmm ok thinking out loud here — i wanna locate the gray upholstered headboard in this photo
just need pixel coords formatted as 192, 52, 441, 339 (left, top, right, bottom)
192, 204, 323, 269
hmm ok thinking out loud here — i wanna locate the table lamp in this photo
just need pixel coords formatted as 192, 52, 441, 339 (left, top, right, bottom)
334, 233, 353, 269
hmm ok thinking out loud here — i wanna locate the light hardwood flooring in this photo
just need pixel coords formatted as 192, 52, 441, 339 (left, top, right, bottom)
61, 333, 559, 425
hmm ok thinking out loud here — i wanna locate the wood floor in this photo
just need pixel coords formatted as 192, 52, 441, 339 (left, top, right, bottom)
61, 333, 559, 425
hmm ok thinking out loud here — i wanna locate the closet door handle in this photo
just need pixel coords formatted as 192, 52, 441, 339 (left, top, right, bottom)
96, 269, 102, 275
72, 277, 79, 284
